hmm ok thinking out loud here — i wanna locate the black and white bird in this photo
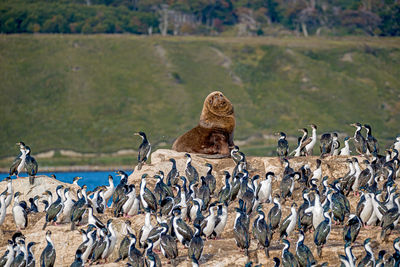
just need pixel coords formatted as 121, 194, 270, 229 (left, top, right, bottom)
350, 122, 367, 155
40, 230, 56, 267
0, 192, 10, 226
204, 163, 217, 196
0, 239, 15, 267
127, 233, 144, 267
189, 224, 204, 263
87, 204, 105, 229
139, 211, 153, 248
1, 177, 13, 209
12, 192, 28, 230
26, 241, 37, 267
185, 153, 199, 184
134, 131, 151, 170
314, 210, 332, 258
12, 238, 28, 267
24, 145, 38, 185
234, 206, 250, 256
343, 214, 362, 243
252, 206, 270, 258
257, 172, 273, 203
9, 142, 27, 178
280, 202, 298, 239
296, 230, 315, 267
212, 202, 228, 239
70, 249, 84, 267
358, 238, 375, 267
276, 132, 289, 159
340, 137, 352, 156
160, 223, 178, 266
103, 175, 114, 206
267, 195, 282, 239
139, 174, 157, 213
282, 239, 299, 266
172, 208, 193, 247
167, 158, 179, 186
301, 124, 318, 156
364, 124, 379, 155
43, 185, 64, 230
70, 185, 88, 231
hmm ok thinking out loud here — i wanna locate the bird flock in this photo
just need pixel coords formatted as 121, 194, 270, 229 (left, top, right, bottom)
0, 126, 400, 267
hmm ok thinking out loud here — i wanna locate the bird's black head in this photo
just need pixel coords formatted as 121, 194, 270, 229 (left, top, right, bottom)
75, 249, 83, 258
134, 131, 146, 138
223, 171, 230, 179
16, 142, 25, 147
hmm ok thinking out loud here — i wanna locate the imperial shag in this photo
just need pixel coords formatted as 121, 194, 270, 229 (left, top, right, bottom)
350, 122, 367, 155
135, 131, 151, 170
24, 146, 38, 185
296, 230, 316, 267
139, 174, 157, 213
314, 210, 332, 258
40, 230, 56, 267
276, 132, 289, 159
9, 142, 27, 178
363, 124, 379, 155
43, 185, 64, 230
280, 202, 298, 239
185, 153, 199, 184
167, 158, 179, 186
252, 206, 270, 258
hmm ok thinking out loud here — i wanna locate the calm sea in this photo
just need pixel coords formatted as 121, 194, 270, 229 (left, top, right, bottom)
1, 170, 134, 191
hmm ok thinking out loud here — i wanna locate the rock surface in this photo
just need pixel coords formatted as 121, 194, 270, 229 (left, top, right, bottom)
0, 149, 398, 266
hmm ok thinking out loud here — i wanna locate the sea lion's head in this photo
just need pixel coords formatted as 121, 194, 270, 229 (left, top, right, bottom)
204, 91, 234, 117
200, 91, 235, 131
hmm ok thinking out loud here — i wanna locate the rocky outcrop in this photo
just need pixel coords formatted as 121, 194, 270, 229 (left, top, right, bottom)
0, 150, 398, 266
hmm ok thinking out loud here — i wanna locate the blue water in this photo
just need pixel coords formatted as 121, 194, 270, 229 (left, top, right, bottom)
1, 170, 134, 191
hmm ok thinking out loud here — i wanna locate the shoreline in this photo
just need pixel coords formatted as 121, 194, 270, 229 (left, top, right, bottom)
0, 165, 134, 173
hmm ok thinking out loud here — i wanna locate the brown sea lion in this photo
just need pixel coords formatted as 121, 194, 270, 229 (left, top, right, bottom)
172, 91, 235, 156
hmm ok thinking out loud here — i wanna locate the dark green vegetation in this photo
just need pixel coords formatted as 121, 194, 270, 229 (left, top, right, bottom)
0, 35, 400, 166
0, 0, 399, 36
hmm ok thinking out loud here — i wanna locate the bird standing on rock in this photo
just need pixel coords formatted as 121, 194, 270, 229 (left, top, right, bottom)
282, 239, 299, 267
301, 124, 317, 156
139, 174, 157, 213
314, 210, 332, 258
43, 185, 64, 230
40, 230, 56, 267
185, 153, 199, 184
12, 192, 27, 230
350, 122, 367, 155
276, 132, 289, 159
364, 124, 379, 155
252, 206, 271, 258
9, 142, 27, 178
135, 131, 151, 170
24, 145, 38, 185
167, 158, 179, 186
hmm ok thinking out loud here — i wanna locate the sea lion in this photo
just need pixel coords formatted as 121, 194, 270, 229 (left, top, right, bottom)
172, 91, 235, 156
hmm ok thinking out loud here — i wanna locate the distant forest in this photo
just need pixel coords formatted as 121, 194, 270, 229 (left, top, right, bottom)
1, 0, 399, 36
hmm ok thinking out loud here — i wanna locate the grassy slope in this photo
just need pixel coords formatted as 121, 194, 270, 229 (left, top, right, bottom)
0, 35, 399, 162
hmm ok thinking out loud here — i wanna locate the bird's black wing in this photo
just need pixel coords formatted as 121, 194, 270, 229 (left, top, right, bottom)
9, 155, 22, 175
25, 155, 38, 176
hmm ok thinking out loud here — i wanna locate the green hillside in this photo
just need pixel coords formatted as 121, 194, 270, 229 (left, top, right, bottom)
0, 35, 399, 162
